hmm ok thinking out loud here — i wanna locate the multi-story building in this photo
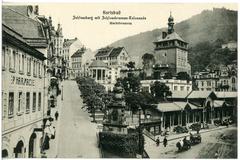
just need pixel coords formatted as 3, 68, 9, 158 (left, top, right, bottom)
63, 38, 83, 79
71, 48, 84, 78
193, 64, 237, 92
140, 79, 192, 93
89, 47, 130, 91
2, 19, 47, 158
153, 13, 191, 76
50, 23, 64, 78
2, 5, 58, 158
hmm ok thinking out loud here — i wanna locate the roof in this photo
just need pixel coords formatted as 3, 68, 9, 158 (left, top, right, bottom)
187, 91, 216, 99
5, 5, 29, 17
174, 102, 200, 110
215, 92, 237, 99
95, 47, 113, 57
213, 100, 225, 108
2, 6, 45, 40
89, 60, 108, 68
109, 47, 124, 57
95, 47, 126, 57
156, 103, 182, 112
2, 24, 46, 61
71, 49, 84, 58
63, 38, 78, 47
155, 32, 187, 43
168, 91, 189, 99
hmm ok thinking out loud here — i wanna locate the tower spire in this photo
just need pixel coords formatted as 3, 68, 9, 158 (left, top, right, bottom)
168, 11, 174, 34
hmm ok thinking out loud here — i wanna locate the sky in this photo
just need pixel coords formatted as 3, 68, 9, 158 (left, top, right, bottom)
26, 3, 237, 50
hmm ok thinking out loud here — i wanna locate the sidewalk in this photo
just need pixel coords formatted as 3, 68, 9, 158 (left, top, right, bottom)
44, 91, 63, 158
146, 125, 227, 143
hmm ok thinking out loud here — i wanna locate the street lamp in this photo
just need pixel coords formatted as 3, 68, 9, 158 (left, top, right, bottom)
138, 106, 142, 157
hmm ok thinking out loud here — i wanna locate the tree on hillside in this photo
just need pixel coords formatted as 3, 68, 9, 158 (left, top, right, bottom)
150, 81, 172, 101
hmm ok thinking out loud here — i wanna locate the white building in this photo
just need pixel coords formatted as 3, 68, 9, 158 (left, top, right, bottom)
2, 23, 47, 158
141, 79, 192, 93
89, 47, 130, 91
63, 38, 83, 79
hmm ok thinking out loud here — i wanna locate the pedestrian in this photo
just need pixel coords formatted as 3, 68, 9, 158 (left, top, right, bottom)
163, 136, 168, 147
55, 111, 59, 121
214, 151, 219, 158
156, 137, 160, 147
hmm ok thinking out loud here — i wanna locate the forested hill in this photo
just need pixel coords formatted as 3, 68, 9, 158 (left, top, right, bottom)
108, 8, 237, 68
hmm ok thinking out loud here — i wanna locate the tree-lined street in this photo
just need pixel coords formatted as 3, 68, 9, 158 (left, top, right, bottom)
56, 80, 100, 158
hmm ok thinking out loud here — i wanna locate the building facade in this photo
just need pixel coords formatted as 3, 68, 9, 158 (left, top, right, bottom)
153, 13, 191, 76
2, 23, 47, 158
89, 47, 130, 91
141, 79, 192, 93
193, 64, 237, 92
63, 38, 84, 79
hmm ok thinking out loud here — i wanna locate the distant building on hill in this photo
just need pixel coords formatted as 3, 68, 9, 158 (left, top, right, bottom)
221, 40, 237, 52
193, 64, 237, 92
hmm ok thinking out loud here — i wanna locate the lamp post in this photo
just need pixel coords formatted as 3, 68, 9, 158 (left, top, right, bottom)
138, 106, 142, 157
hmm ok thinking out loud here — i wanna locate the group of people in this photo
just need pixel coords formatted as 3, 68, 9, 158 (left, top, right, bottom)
156, 136, 168, 147
42, 111, 59, 152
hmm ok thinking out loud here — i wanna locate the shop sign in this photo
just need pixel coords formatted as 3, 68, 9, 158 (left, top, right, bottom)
11, 75, 35, 86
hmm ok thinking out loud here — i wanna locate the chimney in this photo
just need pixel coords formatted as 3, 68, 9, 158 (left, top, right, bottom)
162, 31, 167, 39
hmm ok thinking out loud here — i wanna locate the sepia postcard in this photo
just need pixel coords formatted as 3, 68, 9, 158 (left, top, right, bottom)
1, 2, 238, 158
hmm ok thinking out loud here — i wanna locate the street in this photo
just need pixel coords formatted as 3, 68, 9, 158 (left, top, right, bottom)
145, 126, 237, 158
56, 80, 100, 158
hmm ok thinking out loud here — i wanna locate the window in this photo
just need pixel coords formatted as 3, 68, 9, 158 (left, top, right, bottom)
26, 92, 30, 113
232, 77, 235, 83
38, 92, 41, 111
27, 58, 31, 75
174, 86, 178, 91
18, 92, 22, 114
207, 81, 211, 86
13, 50, 16, 70
201, 81, 204, 86
180, 86, 184, 91
32, 92, 36, 112
22, 54, 24, 74
2, 46, 6, 69
8, 92, 14, 117
19, 52, 22, 73
9, 48, 12, 70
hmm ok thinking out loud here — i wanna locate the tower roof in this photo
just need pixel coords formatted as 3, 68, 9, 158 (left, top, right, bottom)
155, 32, 187, 43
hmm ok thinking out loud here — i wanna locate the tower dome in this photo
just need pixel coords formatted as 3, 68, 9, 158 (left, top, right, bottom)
168, 12, 174, 22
